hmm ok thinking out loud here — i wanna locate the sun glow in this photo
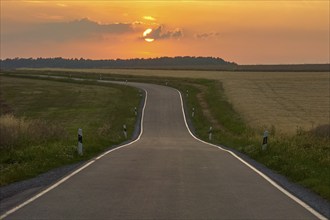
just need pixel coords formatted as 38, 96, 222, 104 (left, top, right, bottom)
143, 16, 156, 21
143, 28, 154, 42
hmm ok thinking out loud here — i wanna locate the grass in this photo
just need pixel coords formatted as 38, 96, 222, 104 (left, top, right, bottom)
2, 70, 329, 201
0, 76, 142, 186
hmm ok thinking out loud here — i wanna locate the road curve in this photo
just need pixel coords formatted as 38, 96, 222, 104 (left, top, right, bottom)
2, 82, 324, 219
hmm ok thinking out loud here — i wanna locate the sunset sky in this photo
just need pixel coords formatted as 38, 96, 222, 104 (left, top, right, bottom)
1, 0, 329, 64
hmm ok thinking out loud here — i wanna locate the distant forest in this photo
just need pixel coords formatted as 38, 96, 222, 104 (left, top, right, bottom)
0, 57, 329, 71
0, 57, 236, 70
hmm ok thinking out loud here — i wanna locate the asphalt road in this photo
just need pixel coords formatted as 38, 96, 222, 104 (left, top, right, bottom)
2, 82, 324, 219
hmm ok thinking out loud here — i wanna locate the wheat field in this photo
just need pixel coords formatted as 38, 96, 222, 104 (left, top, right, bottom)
218, 72, 329, 134
25, 68, 330, 134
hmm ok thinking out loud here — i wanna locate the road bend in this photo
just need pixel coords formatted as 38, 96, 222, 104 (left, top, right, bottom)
3, 82, 323, 219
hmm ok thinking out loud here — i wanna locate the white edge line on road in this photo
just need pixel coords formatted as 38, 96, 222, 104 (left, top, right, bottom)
176, 89, 327, 220
0, 86, 148, 220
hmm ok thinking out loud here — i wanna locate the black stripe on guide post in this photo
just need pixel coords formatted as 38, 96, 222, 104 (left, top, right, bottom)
262, 130, 268, 151
262, 136, 268, 145
78, 134, 83, 143
77, 128, 83, 155
262, 130, 269, 145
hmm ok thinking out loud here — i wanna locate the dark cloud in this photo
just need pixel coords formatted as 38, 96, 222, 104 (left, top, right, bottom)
195, 32, 221, 39
144, 26, 183, 40
2, 18, 134, 42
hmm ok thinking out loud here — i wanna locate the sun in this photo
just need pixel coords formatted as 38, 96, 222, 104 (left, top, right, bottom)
143, 28, 152, 37
143, 28, 154, 42
145, 38, 154, 42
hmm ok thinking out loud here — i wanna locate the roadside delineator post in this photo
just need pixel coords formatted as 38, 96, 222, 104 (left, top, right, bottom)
186, 89, 189, 97
262, 130, 269, 150
192, 107, 195, 117
123, 124, 127, 139
134, 107, 137, 116
77, 128, 83, 155
208, 126, 213, 141
99, 74, 102, 80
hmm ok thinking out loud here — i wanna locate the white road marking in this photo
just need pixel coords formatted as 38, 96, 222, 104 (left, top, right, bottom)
176, 89, 327, 220
0, 87, 148, 220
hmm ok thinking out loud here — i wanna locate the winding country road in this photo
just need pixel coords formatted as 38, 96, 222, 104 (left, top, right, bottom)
1, 82, 325, 219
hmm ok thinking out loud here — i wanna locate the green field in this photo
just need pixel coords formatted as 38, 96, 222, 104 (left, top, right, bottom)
0, 76, 142, 186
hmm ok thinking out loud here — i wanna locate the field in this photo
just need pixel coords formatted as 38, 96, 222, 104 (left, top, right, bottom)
27, 68, 330, 134
2, 69, 330, 201
0, 76, 141, 186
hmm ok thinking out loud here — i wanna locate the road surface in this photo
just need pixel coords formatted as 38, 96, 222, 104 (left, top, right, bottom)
2, 82, 324, 219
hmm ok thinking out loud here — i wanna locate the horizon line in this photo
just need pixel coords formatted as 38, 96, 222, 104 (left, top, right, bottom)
1, 57, 329, 66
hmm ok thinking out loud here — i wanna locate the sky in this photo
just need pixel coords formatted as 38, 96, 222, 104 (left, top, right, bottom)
0, 0, 329, 64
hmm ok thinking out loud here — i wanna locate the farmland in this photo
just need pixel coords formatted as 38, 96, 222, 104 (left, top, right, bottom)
26, 68, 330, 134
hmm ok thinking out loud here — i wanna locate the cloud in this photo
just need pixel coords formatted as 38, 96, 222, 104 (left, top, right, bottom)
23, 1, 44, 3
195, 32, 221, 39
2, 18, 134, 42
56, 3, 68, 7
144, 26, 183, 40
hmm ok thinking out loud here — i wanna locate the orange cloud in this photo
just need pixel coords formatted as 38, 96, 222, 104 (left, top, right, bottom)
195, 32, 221, 39
3, 18, 135, 42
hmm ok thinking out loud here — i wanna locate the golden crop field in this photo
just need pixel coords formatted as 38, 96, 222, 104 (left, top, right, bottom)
219, 72, 329, 134
27, 68, 330, 134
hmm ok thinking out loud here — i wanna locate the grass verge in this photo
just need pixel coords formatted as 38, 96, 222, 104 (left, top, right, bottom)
0, 76, 142, 186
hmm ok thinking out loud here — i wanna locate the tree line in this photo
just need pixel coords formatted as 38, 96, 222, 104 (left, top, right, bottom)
0, 56, 237, 70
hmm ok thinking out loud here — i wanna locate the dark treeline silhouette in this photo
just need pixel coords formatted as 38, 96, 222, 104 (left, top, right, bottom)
1, 57, 329, 71
0, 56, 237, 70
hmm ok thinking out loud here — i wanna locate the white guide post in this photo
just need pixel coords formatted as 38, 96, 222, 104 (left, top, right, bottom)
208, 126, 213, 141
